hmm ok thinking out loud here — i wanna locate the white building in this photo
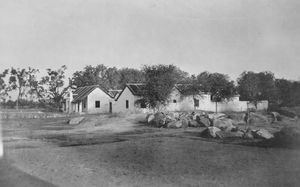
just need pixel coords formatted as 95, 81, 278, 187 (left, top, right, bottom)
113, 83, 268, 113
63, 83, 268, 114
62, 85, 115, 114
113, 83, 148, 113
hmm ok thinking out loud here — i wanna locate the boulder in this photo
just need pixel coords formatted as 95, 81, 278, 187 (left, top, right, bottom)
151, 112, 167, 127
192, 114, 198, 121
167, 120, 182, 128
182, 118, 189, 128
252, 129, 274, 139
241, 128, 254, 139
213, 118, 237, 132
196, 116, 211, 127
165, 114, 176, 124
248, 113, 269, 124
167, 112, 180, 120
69, 117, 85, 125
215, 130, 244, 139
147, 114, 155, 124
201, 127, 221, 138
270, 112, 281, 123
208, 113, 227, 120
188, 120, 200, 127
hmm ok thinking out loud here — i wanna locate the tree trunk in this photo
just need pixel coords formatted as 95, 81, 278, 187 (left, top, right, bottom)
215, 102, 218, 113
16, 87, 21, 110
16, 96, 19, 110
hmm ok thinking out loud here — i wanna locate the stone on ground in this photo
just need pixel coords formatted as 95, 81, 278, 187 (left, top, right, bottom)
213, 118, 236, 132
201, 127, 221, 138
252, 129, 274, 139
167, 120, 182, 128
270, 112, 281, 123
188, 120, 200, 127
147, 114, 155, 124
208, 113, 227, 120
242, 129, 254, 139
181, 118, 189, 128
196, 116, 211, 127
248, 113, 269, 124
153, 112, 167, 127
166, 112, 179, 121
69, 117, 85, 125
215, 130, 244, 139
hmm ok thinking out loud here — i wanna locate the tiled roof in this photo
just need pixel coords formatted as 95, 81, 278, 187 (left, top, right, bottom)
108, 90, 122, 98
174, 84, 203, 93
126, 83, 147, 96
114, 83, 146, 101
72, 85, 113, 103
115, 83, 204, 101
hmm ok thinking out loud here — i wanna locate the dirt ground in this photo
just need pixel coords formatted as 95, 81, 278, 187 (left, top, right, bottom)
1, 113, 300, 187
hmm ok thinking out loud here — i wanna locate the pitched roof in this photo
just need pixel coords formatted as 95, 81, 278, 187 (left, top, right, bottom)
126, 83, 147, 96
108, 89, 122, 98
72, 85, 114, 103
174, 84, 204, 94
114, 83, 207, 101
114, 83, 146, 101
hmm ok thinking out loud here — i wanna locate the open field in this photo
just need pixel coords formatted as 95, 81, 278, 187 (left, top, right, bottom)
1, 112, 300, 187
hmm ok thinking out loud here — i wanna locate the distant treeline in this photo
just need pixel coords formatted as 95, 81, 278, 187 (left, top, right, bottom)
0, 64, 300, 110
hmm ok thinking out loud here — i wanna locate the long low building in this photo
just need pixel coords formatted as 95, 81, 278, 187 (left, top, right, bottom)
113, 83, 268, 113
62, 83, 268, 114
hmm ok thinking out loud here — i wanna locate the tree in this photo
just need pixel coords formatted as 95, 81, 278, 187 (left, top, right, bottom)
8, 67, 39, 109
173, 67, 189, 83
139, 64, 178, 111
41, 65, 68, 108
257, 71, 276, 103
118, 68, 145, 88
72, 64, 108, 88
274, 78, 292, 106
196, 71, 211, 92
237, 71, 260, 108
26, 67, 41, 100
0, 69, 9, 102
289, 81, 300, 107
102, 67, 120, 89
198, 72, 235, 113
179, 75, 202, 110
237, 71, 276, 108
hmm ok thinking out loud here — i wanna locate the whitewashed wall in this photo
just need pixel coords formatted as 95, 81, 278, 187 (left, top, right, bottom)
113, 87, 269, 113
165, 89, 268, 112
113, 87, 141, 113
86, 88, 112, 114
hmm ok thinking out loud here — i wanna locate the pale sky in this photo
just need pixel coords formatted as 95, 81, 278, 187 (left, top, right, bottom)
0, 0, 299, 81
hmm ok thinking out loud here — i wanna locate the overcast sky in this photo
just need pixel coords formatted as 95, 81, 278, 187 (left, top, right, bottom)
0, 0, 299, 81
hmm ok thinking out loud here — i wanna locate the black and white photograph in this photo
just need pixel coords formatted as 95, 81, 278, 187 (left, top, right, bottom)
0, 0, 300, 186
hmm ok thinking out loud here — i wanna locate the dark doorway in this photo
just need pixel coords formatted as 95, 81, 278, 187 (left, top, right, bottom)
109, 102, 112, 113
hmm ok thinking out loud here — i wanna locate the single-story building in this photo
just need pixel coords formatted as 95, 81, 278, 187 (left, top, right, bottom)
113, 83, 148, 113
113, 83, 268, 113
62, 85, 115, 114
62, 83, 268, 114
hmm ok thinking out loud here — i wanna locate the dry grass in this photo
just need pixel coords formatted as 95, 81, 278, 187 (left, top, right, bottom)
1, 112, 300, 187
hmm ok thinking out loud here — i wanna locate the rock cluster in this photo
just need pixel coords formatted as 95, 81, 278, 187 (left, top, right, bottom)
146, 111, 275, 140
146, 111, 213, 129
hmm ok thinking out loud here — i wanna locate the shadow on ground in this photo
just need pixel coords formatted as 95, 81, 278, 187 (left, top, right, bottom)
0, 158, 57, 187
